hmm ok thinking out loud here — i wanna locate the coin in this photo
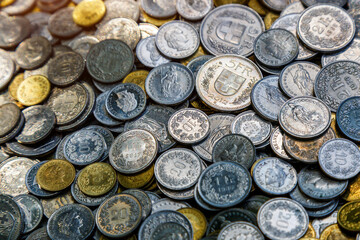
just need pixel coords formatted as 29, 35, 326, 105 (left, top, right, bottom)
187, 55, 214, 78
17, 75, 50, 106
200, 4, 264, 56
258, 198, 309, 240
136, 36, 171, 68
269, 127, 291, 160
96, 194, 142, 238
100, 0, 139, 26
290, 186, 336, 210
176, 0, 212, 21
140, 9, 178, 27
177, 208, 207, 240
337, 96, 360, 141
0, 194, 23, 240
123, 70, 149, 98
150, 222, 190, 240
123, 189, 152, 219
0, 15, 31, 48
319, 224, 355, 240
36, 159, 76, 192
117, 164, 154, 189
41, 191, 75, 218
25, 12, 59, 45
68, 35, 99, 59
25, 227, 51, 240
307, 199, 338, 218
322, 38, 360, 66
48, 7, 82, 38
8, 73, 24, 101
343, 174, 360, 202
73, 0, 105, 27
86, 39, 134, 83
301, 0, 347, 7
93, 92, 122, 127
312, 211, 338, 239
338, 201, 360, 232
141, 0, 176, 19
297, 4, 355, 52
0, 103, 20, 137
261, 0, 288, 12
152, 198, 191, 213
0, 51, 14, 91
83, 125, 113, 161
218, 221, 264, 240
280, 2, 305, 16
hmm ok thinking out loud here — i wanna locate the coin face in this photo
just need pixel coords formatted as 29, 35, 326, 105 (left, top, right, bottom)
136, 36, 170, 68
72, 0, 106, 27
301, 0, 347, 7
315, 61, 360, 112
93, 92, 122, 127
48, 8, 82, 38
123, 189, 152, 219
322, 38, 360, 66
86, 39, 134, 83
0, 15, 31, 48
141, 0, 176, 19
279, 96, 331, 139
96, 194, 142, 238
0, 194, 23, 240
338, 201, 360, 232
337, 96, 360, 141
17, 75, 51, 106
151, 222, 190, 240
200, 4, 265, 56
0, 103, 20, 137
0, 51, 15, 91
100, 0, 140, 25
218, 221, 264, 240
196, 55, 263, 111
297, 4, 355, 52
176, 0, 212, 21
41, 191, 75, 218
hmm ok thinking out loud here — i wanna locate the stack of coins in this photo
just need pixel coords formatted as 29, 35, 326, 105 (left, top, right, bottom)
1, 0, 360, 239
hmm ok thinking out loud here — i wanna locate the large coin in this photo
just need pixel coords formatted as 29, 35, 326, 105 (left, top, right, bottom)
196, 55, 263, 111
200, 4, 265, 56
218, 221, 264, 240
141, 0, 176, 19
297, 4, 355, 52
0, 103, 20, 137
337, 96, 360, 141
136, 36, 170, 68
322, 38, 360, 66
0, 194, 23, 240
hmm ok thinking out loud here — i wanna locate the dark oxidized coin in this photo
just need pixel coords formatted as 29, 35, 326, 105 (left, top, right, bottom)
0, 194, 23, 240
86, 39, 134, 83
0, 112, 24, 145
0, 15, 31, 48
123, 189, 152, 219
186, 55, 214, 78
25, 227, 50, 240
136, 36, 171, 68
337, 96, 360, 141
48, 7, 82, 38
105, 83, 147, 121
93, 91, 123, 127
47, 204, 95, 240
151, 222, 190, 240
0, 103, 21, 137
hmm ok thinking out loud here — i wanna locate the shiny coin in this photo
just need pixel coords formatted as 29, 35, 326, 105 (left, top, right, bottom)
155, 148, 202, 190
17, 75, 50, 106
139, 23, 159, 39
105, 83, 147, 121
0, 194, 23, 240
110, 129, 158, 174
319, 138, 360, 180
200, 4, 264, 56
322, 38, 360, 66
198, 161, 251, 208
290, 186, 336, 210
218, 221, 264, 240
0, 103, 20, 137
261, 0, 288, 12
319, 224, 355, 240
36, 159, 76, 192
86, 39, 134, 83
156, 20, 199, 59
257, 197, 309, 240
0, 15, 31, 48
338, 201, 360, 232
151, 222, 190, 240
123, 70, 149, 98
48, 204, 95, 240
301, 0, 347, 7
136, 36, 171, 68
117, 164, 154, 189
141, 0, 176, 19
8, 73, 24, 101
100, 0, 140, 25
196, 55, 263, 111
187, 55, 214, 78
72, 0, 106, 27
84, 125, 113, 161
93, 92, 122, 127
177, 208, 207, 240
253, 157, 297, 195
279, 96, 331, 139
270, 127, 292, 160
41, 191, 75, 218
280, 2, 305, 17
96, 194, 142, 238
337, 96, 360, 141
123, 189, 152, 219
0, 51, 15, 91
343, 174, 360, 202
48, 7, 82, 38
297, 4, 355, 52
151, 198, 190, 213
251, 75, 288, 121
176, 0, 212, 21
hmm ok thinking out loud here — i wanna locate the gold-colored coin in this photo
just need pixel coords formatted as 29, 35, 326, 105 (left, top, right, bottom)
117, 164, 154, 189
140, 10, 177, 27
180, 45, 207, 66
1, 0, 15, 7
248, 0, 268, 16
143, 177, 157, 191
320, 224, 355, 240
78, 162, 116, 196
264, 11, 280, 30
338, 200, 360, 232
178, 208, 207, 240
303, 224, 316, 238
343, 175, 360, 201
300, 238, 318, 240
17, 75, 51, 106
123, 70, 149, 98
8, 73, 25, 101
214, 0, 249, 7
73, 0, 106, 27
36, 159, 76, 192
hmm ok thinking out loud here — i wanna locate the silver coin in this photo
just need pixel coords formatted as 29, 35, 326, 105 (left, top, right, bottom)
68, 36, 99, 59
297, 4, 356, 52
151, 198, 190, 214
279, 61, 321, 98
322, 38, 360, 66
154, 148, 202, 190
200, 4, 264, 56
25, 12, 59, 45
151, 222, 190, 240
289, 186, 336, 210
136, 36, 170, 68
0, 15, 31, 48
176, 0, 213, 21
123, 189, 152, 219
157, 183, 195, 200
186, 55, 214, 78
301, 0, 347, 7
83, 125, 113, 162
93, 92, 123, 127
140, 0, 176, 19
349, 0, 360, 8
0, 50, 14, 90
279, 96, 331, 139
139, 23, 159, 39
168, 108, 210, 144
194, 183, 220, 211
319, 138, 360, 180
99, 0, 140, 26
218, 221, 264, 240
280, 2, 305, 17
155, 21, 199, 59
109, 129, 158, 174
2, 0, 36, 16
261, 0, 288, 12
253, 157, 297, 195
270, 126, 292, 160
312, 211, 338, 238
231, 110, 272, 146
306, 198, 338, 218
257, 197, 309, 240
145, 191, 161, 205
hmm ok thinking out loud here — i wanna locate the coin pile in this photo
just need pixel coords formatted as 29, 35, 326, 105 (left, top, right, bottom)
1, 0, 360, 239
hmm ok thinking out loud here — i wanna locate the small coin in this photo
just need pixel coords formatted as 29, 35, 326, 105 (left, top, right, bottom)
290, 186, 336, 210
0, 194, 23, 240
0, 15, 31, 48
280, 2, 305, 17
258, 197, 309, 240
338, 201, 360, 232
0, 103, 20, 137
99, 0, 139, 26
218, 221, 264, 240
25, 227, 51, 240
123, 189, 152, 219
73, 0, 106, 27
117, 164, 154, 189
36, 159, 76, 192
176, 0, 212, 21
177, 208, 207, 240
301, 0, 347, 7
337, 96, 360, 141
136, 36, 170, 68
17, 75, 51, 106
41, 191, 75, 218
319, 224, 355, 240
297, 4, 355, 52
96, 194, 142, 238
0, 51, 15, 91
322, 38, 360, 67
48, 7, 82, 38
141, 0, 176, 19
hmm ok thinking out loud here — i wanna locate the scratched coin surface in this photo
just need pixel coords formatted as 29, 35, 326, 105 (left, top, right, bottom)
0, 194, 23, 240
136, 36, 170, 68
13, 194, 43, 233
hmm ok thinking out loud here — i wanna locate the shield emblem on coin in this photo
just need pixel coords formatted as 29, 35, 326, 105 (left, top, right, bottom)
215, 69, 245, 96
216, 21, 245, 45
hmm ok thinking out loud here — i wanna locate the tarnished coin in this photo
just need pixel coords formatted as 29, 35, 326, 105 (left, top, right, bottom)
254, 29, 299, 68
349, 0, 360, 8
177, 208, 207, 240
155, 148, 202, 190
36, 159, 76, 192
198, 161, 251, 208
0, 15, 31, 48
41, 191, 75, 218
200, 4, 265, 56
0, 115, 25, 145
251, 75, 288, 121
48, 8, 82, 38
68, 36, 99, 59
270, 127, 292, 160
25, 227, 50, 240
187, 55, 214, 78
298, 165, 348, 200
301, 0, 347, 7
283, 127, 335, 163
290, 186, 336, 210
117, 164, 154, 189
146, 191, 161, 205
16, 105, 55, 144
146, 62, 194, 105
280, 2, 305, 17
45, 83, 88, 125
72, 0, 106, 27
338, 201, 360, 232
13, 194, 43, 233
0, 194, 23, 240
319, 138, 360, 180
64, 129, 106, 166
17, 75, 51, 106
86, 39, 134, 83
322, 38, 360, 66
218, 221, 264, 240
337, 96, 360, 141
231, 110, 272, 146
196, 55, 263, 111
95, 18, 140, 50
0, 157, 38, 196
257, 198, 309, 240
319, 224, 355, 240
2, 0, 36, 16
279, 96, 331, 139
136, 36, 170, 68
139, 23, 159, 39
279, 61, 321, 98
297, 4, 355, 52
315, 61, 360, 112
156, 21, 199, 59
253, 157, 297, 195
48, 204, 95, 240
123, 189, 152, 219
0, 103, 20, 137
25, 12, 58, 45
151, 222, 190, 240
176, 0, 212, 21
99, 0, 139, 25
96, 194, 142, 238
0, 51, 15, 90
105, 83, 147, 121
93, 92, 122, 127
141, 0, 176, 19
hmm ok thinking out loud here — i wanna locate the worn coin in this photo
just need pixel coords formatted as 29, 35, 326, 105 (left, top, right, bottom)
68, 36, 99, 59
136, 36, 171, 68
93, 92, 122, 127
72, 0, 106, 27
322, 38, 360, 66
25, 12, 58, 45
218, 221, 264, 240
141, 0, 176, 19
13, 194, 43, 233
200, 4, 265, 56
48, 7, 82, 38
150, 222, 190, 240
319, 224, 355, 240
337, 96, 360, 141
290, 186, 336, 210
270, 127, 291, 160
99, 0, 139, 26
123, 189, 152, 219
177, 208, 207, 240
176, 0, 212, 21
0, 15, 31, 48
2, 0, 36, 16
338, 200, 360, 232
0, 194, 23, 240
258, 197, 309, 240
297, 4, 355, 52
25, 227, 50, 240
17, 75, 51, 106
301, 0, 347, 7
0, 103, 20, 137
0, 51, 15, 91
280, 2, 305, 17
41, 191, 75, 218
